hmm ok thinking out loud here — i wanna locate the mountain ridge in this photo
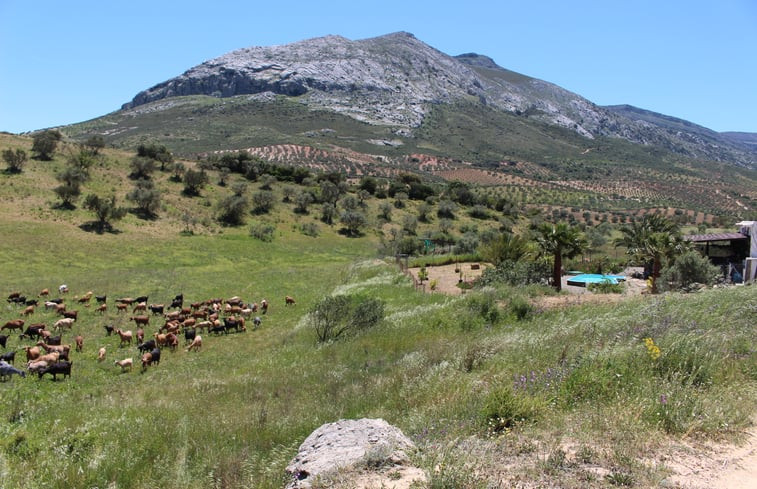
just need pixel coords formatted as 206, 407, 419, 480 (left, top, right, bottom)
105, 32, 754, 169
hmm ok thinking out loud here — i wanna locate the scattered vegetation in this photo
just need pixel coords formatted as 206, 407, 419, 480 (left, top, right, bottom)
0, 130, 753, 488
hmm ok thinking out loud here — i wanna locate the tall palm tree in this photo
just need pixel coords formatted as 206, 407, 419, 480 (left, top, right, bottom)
615, 215, 689, 293
536, 223, 587, 292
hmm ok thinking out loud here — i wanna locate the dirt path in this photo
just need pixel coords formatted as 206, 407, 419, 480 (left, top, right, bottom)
665, 420, 757, 488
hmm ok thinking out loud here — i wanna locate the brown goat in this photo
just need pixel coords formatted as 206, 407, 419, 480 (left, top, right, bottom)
115, 329, 133, 347
130, 315, 149, 327
24, 346, 40, 361
2, 319, 24, 333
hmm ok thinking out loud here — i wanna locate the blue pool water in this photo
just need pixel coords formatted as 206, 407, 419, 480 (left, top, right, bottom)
566, 273, 626, 286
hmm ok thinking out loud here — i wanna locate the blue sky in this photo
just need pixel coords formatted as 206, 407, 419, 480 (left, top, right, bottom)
1, 0, 755, 134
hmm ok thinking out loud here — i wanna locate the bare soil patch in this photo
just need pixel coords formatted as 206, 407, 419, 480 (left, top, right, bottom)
407, 262, 487, 295
407, 264, 648, 309
662, 419, 757, 488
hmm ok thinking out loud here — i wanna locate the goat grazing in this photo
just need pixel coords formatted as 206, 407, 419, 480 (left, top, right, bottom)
26, 359, 48, 374
2, 320, 24, 333
130, 315, 150, 327
186, 335, 203, 352
53, 318, 74, 332
38, 360, 72, 380
23, 346, 40, 361
114, 358, 133, 372
1, 350, 16, 364
141, 348, 161, 372
115, 329, 133, 347
0, 360, 26, 380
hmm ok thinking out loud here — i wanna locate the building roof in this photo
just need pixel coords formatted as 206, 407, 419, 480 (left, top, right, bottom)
684, 233, 748, 243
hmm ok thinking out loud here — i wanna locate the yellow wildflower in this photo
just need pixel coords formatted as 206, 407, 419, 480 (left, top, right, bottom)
644, 337, 661, 360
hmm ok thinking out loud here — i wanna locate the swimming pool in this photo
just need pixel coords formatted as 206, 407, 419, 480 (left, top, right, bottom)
566, 273, 626, 287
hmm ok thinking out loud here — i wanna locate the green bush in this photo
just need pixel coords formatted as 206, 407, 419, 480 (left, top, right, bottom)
464, 289, 500, 325
482, 386, 546, 433
475, 259, 549, 287
352, 297, 385, 332
300, 222, 319, 237
508, 296, 533, 320
249, 221, 275, 242
658, 251, 721, 292
310, 294, 385, 342
588, 280, 624, 294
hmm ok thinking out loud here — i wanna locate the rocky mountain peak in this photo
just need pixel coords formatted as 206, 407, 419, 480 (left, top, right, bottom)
455, 52, 501, 70
120, 32, 755, 168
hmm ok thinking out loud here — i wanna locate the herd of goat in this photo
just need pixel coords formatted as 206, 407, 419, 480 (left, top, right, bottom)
1, 285, 296, 381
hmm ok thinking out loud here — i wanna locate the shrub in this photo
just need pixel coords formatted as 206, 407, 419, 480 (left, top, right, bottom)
300, 222, 319, 237
129, 156, 157, 180
468, 205, 490, 219
127, 178, 162, 217
217, 193, 249, 226
475, 260, 549, 287
464, 289, 499, 325
587, 280, 624, 294
339, 210, 366, 236
2, 148, 27, 173
402, 215, 417, 235
251, 190, 275, 214
508, 296, 533, 320
455, 233, 479, 254
31, 129, 61, 160
249, 221, 275, 242
310, 294, 385, 342
183, 169, 208, 196
378, 202, 392, 221
437, 199, 457, 219
351, 298, 385, 332
482, 386, 546, 434
83, 194, 127, 233
658, 251, 721, 292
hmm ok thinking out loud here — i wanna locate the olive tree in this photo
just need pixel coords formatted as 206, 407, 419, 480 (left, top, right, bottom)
183, 169, 208, 196
127, 179, 161, 217
2, 148, 27, 173
217, 183, 249, 225
32, 130, 62, 160
83, 194, 127, 233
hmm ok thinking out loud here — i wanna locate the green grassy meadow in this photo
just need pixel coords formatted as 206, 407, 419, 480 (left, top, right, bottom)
0, 133, 755, 488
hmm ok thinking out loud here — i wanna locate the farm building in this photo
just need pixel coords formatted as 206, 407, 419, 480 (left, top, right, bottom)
684, 221, 757, 283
